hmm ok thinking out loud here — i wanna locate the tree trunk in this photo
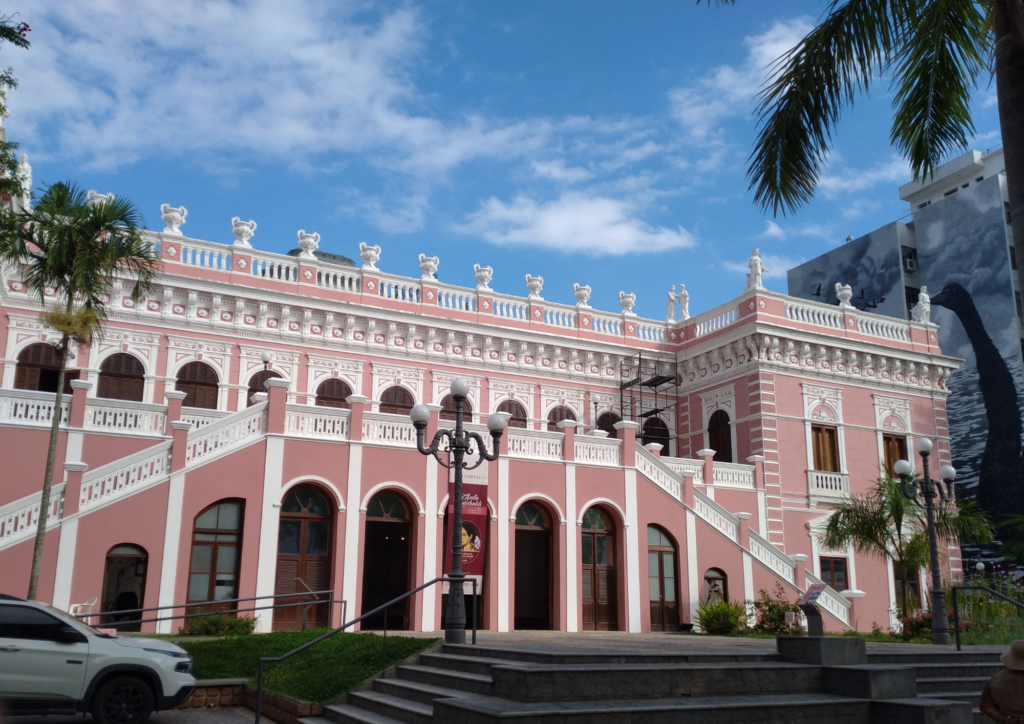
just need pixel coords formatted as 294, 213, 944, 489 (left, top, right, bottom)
26, 335, 69, 601
996, 2, 1024, 310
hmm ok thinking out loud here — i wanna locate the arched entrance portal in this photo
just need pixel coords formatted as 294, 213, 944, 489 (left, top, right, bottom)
581, 507, 617, 631
514, 502, 552, 630
273, 485, 332, 631
101, 544, 148, 632
647, 525, 679, 631
361, 492, 412, 630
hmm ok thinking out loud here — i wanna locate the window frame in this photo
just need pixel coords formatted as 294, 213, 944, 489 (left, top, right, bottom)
819, 556, 848, 592
186, 500, 245, 605
811, 424, 841, 473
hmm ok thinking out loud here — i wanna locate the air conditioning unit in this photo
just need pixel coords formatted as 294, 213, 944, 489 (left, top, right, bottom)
904, 258, 918, 273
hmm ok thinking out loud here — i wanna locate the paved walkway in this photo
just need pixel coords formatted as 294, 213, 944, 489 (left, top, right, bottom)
4, 707, 276, 724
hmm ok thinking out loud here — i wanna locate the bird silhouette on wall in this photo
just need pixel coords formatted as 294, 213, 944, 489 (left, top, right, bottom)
811, 283, 822, 297
932, 282, 1024, 517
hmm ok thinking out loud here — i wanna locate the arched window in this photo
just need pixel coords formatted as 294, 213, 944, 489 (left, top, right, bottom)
176, 362, 219, 410
365, 492, 409, 520
596, 412, 621, 438
642, 417, 670, 450
14, 343, 78, 393
708, 410, 732, 463
704, 568, 728, 604
187, 501, 243, 604
497, 400, 528, 429
647, 525, 678, 631
275, 485, 333, 630
97, 354, 145, 402
546, 406, 577, 432
515, 501, 549, 528
247, 370, 281, 407
439, 394, 473, 422
379, 386, 414, 415
315, 379, 352, 409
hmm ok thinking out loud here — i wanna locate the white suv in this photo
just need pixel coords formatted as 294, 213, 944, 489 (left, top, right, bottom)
0, 594, 195, 724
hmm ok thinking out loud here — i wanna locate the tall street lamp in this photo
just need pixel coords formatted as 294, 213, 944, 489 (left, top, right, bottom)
410, 379, 506, 644
894, 437, 957, 645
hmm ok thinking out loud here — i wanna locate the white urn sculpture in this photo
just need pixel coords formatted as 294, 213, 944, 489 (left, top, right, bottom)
297, 230, 320, 259
87, 190, 116, 208
473, 264, 493, 290
359, 242, 382, 269
418, 253, 439, 280
525, 274, 544, 300
835, 282, 854, 309
573, 283, 592, 308
160, 204, 187, 235
231, 217, 257, 247
619, 291, 637, 315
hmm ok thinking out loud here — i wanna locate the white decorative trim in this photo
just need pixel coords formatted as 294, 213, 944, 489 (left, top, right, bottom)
360, 482, 426, 517
278, 475, 346, 511
576, 496, 627, 526
510, 492, 567, 525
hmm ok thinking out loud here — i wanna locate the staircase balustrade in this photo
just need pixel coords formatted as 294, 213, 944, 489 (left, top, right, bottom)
574, 437, 622, 465
284, 405, 349, 440
804, 570, 852, 626
80, 443, 172, 511
84, 399, 166, 436
180, 407, 230, 429
749, 530, 796, 584
0, 484, 65, 549
506, 429, 563, 461
663, 457, 704, 482
693, 490, 739, 542
185, 402, 267, 466
636, 446, 681, 498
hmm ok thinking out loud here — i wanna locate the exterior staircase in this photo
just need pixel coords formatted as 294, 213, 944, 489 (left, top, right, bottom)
867, 649, 1004, 724
300, 642, 977, 724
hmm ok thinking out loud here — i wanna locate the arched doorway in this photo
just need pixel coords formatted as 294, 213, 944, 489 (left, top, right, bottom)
546, 406, 576, 432
581, 507, 617, 631
647, 525, 678, 631
176, 361, 219, 410
439, 394, 473, 422
708, 410, 733, 463
497, 399, 528, 429
187, 500, 244, 611
247, 370, 281, 406
361, 492, 412, 630
273, 485, 332, 631
596, 412, 620, 438
704, 568, 728, 604
514, 502, 552, 630
379, 386, 414, 415
315, 379, 352, 408
14, 343, 78, 393
101, 544, 148, 632
97, 353, 145, 401
642, 417, 670, 450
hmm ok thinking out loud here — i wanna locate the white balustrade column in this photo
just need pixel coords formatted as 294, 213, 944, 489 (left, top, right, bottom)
253, 436, 285, 633
624, 468, 642, 633
742, 552, 755, 627
564, 463, 578, 632
52, 518, 78, 611
421, 444, 439, 631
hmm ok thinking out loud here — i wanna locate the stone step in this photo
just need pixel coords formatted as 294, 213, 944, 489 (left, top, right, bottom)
374, 678, 467, 707
441, 643, 781, 666
397, 664, 493, 695
868, 652, 1002, 665
316, 707, 405, 724
928, 690, 982, 708
912, 662, 1003, 678
344, 691, 433, 724
917, 676, 990, 693
418, 652, 514, 676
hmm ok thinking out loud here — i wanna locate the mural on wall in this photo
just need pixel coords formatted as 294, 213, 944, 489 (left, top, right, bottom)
915, 176, 1024, 525
786, 222, 908, 319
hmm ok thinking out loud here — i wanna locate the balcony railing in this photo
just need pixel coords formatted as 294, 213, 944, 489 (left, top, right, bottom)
808, 470, 849, 497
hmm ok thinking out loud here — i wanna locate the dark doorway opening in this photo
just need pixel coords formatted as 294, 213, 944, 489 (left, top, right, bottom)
101, 544, 148, 632
514, 502, 552, 630
361, 492, 411, 630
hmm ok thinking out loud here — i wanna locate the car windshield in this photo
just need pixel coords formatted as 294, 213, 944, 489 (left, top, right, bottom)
42, 603, 115, 637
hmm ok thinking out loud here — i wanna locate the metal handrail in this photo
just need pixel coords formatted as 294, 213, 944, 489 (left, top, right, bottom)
253, 576, 477, 724
72, 589, 342, 630
951, 584, 1024, 650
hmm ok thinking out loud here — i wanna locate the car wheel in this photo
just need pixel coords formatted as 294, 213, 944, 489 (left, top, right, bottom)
91, 676, 155, 724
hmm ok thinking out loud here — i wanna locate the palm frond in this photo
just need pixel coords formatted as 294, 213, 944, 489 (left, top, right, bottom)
936, 499, 994, 544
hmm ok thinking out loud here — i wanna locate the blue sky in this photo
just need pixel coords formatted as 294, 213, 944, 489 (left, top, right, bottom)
8, 0, 1003, 320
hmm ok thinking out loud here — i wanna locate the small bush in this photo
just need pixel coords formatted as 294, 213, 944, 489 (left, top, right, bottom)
181, 610, 258, 636
696, 600, 747, 635
895, 611, 932, 640
752, 583, 801, 634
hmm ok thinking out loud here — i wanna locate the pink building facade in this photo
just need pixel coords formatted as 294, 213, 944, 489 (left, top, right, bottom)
0, 221, 961, 635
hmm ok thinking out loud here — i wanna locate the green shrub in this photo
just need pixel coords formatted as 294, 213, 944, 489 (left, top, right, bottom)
696, 600, 747, 635
752, 583, 801, 634
181, 610, 258, 636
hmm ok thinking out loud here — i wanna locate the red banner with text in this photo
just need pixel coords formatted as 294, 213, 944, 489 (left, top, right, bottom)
443, 447, 489, 586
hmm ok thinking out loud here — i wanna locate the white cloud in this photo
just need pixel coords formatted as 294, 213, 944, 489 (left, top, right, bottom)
723, 252, 803, 278
456, 192, 697, 255
759, 220, 835, 241
762, 221, 786, 239
531, 159, 592, 183
667, 18, 812, 139
818, 157, 909, 198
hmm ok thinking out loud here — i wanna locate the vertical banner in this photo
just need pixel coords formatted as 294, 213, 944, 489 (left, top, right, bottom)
443, 446, 488, 592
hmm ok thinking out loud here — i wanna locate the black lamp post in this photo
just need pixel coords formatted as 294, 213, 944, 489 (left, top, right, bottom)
893, 437, 957, 645
410, 379, 506, 644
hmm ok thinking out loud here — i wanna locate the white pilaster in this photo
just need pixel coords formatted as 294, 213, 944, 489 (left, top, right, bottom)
757, 489, 767, 535
623, 468, 641, 633
52, 518, 78, 611
253, 436, 285, 633
421, 453, 438, 631
497, 456, 510, 632
686, 509, 700, 631
565, 463, 577, 632
341, 444, 363, 622
742, 551, 755, 626
156, 472, 186, 634
63, 432, 83, 479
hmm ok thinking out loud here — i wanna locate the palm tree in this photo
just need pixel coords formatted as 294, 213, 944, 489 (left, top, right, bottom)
823, 474, 993, 626
700, 1, 1024, 297
0, 182, 159, 600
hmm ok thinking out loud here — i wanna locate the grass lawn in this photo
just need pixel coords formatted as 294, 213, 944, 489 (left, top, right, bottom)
179, 630, 438, 703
